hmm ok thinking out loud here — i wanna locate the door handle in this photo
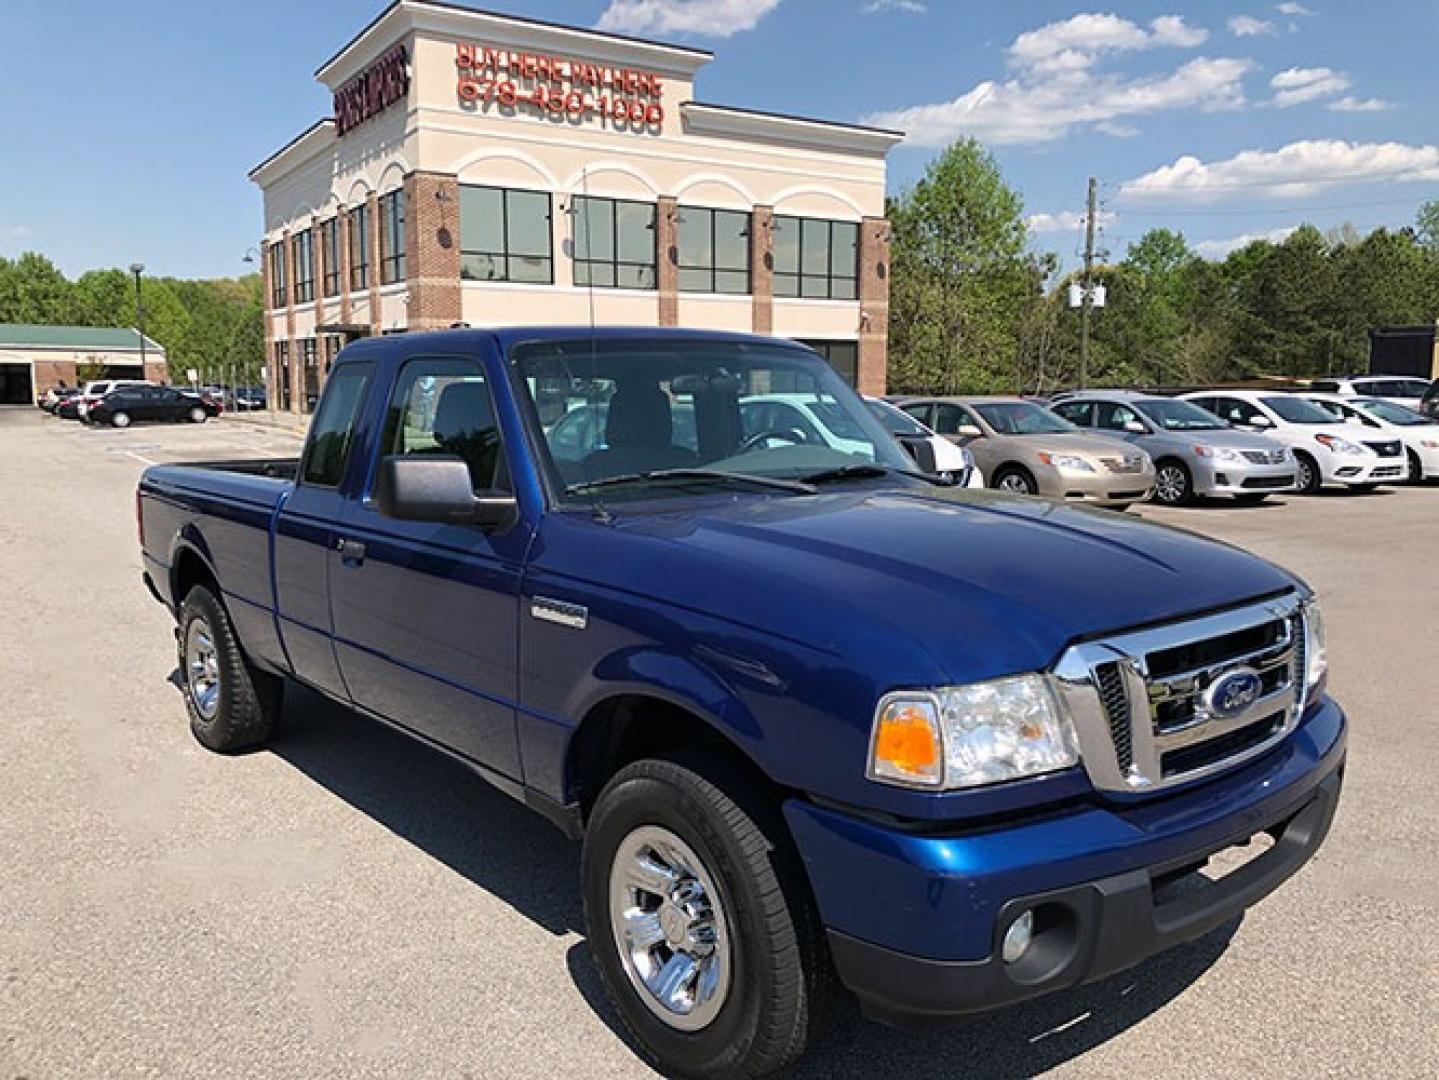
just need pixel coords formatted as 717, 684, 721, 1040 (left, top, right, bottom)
336, 538, 366, 566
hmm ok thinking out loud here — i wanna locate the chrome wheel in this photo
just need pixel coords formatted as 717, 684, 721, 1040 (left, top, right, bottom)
997, 471, 1034, 494
608, 825, 732, 1032
189, 406, 207, 423
1296, 456, 1318, 492
185, 616, 221, 720
1155, 464, 1188, 504
111, 412, 131, 429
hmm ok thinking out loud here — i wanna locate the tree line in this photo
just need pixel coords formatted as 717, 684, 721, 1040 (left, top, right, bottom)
887, 139, 1439, 395
0, 253, 265, 386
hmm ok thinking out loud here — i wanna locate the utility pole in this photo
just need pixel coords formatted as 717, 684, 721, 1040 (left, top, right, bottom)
129, 263, 147, 377
1079, 177, 1097, 389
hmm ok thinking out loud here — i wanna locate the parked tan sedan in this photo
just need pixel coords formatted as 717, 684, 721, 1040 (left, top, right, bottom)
893, 396, 1156, 508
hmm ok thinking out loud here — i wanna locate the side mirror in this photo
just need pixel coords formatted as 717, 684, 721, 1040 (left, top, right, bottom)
375, 455, 517, 530
955, 423, 983, 439
1250, 414, 1274, 428
1123, 419, 1148, 435
895, 433, 939, 474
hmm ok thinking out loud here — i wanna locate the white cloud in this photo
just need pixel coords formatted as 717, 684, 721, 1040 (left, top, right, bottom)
863, 0, 926, 12
1026, 210, 1118, 234
1328, 95, 1393, 112
1120, 140, 1439, 202
1275, 2, 1314, 15
1268, 66, 1351, 107
595, 0, 781, 37
1007, 14, 1207, 74
1196, 226, 1298, 258
1229, 15, 1277, 37
864, 57, 1251, 147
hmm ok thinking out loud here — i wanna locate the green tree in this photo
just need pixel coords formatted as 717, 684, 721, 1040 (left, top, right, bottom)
886, 139, 1042, 393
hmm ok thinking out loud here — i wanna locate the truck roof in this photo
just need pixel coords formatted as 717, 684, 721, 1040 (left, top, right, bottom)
333, 326, 818, 364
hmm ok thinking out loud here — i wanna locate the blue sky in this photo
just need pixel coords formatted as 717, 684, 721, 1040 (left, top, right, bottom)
2, 0, 1437, 279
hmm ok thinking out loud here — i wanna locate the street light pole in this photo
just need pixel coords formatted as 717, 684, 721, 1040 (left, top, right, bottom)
129, 263, 147, 379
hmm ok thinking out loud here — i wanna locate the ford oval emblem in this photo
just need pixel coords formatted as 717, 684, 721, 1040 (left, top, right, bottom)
1204, 668, 1263, 719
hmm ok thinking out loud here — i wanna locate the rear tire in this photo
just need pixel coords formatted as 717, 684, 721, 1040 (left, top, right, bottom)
992, 465, 1037, 496
110, 411, 131, 429
1293, 452, 1322, 494
1152, 459, 1193, 506
582, 755, 834, 1079
188, 406, 207, 423
178, 585, 281, 753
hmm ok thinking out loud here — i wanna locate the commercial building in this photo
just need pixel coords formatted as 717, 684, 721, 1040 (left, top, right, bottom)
249, 0, 901, 414
0, 324, 167, 405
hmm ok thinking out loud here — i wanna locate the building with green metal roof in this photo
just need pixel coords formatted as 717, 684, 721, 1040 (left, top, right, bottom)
0, 324, 168, 404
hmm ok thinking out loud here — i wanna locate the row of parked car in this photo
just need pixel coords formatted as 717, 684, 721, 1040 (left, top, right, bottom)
878, 373, 1438, 508
38, 380, 224, 427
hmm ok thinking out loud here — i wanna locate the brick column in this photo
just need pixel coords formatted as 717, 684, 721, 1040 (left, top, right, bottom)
404, 171, 462, 331
260, 239, 276, 413
367, 191, 382, 336
857, 216, 891, 398
751, 206, 774, 336
283, 231, 299, 413
337, 208, 353, 327
657, 196, 679, 327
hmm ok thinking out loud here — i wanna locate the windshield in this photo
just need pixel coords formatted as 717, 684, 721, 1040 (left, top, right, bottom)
972, 401, 1077, 435
515, 339, 912, 502
1353, 397, 1434, 425
1135, 398, 1226, 431
1360, 379, 1430, 397
867, 398, 930, 436
1261, 396, 1342, 424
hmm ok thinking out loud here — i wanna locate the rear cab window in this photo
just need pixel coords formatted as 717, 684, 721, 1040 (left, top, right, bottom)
301, 363, 374, 487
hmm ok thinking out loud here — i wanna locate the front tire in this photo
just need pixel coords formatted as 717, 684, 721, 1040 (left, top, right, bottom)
188, 406, 208, 423
1152, 460, 1193, 506
1408, 450, 1425, 485
582, 756, 832, 1079
110, 411, 131, 429
992, 465, 1037, 496
178, 585, 281, 753
1293, 452, 1322, 494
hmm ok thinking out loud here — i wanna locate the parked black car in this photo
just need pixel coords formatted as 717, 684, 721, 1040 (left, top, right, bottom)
88, 387, 222, 428
54, 393, 87, 420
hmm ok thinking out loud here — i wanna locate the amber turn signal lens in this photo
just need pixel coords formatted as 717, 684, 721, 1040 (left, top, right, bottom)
870, 698, 943, 787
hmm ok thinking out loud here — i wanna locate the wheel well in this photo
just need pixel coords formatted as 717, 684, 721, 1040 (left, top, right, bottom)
566, 694, 781, 822
172, 547, 218, 607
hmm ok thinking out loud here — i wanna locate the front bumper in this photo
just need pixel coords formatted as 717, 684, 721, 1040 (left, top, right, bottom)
785, 698, 1345, 1022
1321, 454, 1405, 485
1036, 465, 1155, 506
1193, 457, 1296, 496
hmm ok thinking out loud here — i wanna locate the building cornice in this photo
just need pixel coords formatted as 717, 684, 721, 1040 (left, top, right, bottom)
316, 0, 713, 89
680, 103, 904, 157
248, 119, 336, 186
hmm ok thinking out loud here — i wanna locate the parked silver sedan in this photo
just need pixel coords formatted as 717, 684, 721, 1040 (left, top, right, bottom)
1050, 392, 1297, 505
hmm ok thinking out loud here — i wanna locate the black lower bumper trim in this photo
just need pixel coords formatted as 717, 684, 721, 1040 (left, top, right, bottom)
829, 764, 1343, 1024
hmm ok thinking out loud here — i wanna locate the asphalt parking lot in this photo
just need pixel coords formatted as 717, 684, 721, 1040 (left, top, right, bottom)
2, 406, 1436, 1079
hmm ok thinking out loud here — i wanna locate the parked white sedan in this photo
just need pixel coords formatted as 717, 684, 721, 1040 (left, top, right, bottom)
1301, 393, 1439, 483
1180, 390, 1408, 493
864, 397, 983, 487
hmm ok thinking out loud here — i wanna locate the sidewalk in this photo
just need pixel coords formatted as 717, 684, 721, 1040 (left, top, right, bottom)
221, 409, 309, 438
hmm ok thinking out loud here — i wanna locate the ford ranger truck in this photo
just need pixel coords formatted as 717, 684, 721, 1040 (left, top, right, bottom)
138, 328, 1345, 1079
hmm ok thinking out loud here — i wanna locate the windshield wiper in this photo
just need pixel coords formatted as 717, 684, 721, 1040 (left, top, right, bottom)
567, 469, 818, 497
798, 463, 947, 486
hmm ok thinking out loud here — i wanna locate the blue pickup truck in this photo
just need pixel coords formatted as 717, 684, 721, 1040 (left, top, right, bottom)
139, 328, 1345, 1077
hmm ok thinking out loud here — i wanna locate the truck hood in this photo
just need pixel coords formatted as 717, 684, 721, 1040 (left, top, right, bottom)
605, 486, 1296, 685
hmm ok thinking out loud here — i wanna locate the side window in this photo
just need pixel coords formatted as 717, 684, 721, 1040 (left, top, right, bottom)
931, 403, 973, 436
301, 363, 373, 488
382, 358, 508, 493
1310, 380, 1340, 393
899, 403, 932, 427
1052, 401, 1093, 426
1095, 402, 1139, 431
1351, 380, 1379, 396
1209, 397, 1254, 425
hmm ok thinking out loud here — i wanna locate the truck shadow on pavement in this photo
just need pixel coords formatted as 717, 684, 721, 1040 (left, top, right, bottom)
262, 680, 1241, 1077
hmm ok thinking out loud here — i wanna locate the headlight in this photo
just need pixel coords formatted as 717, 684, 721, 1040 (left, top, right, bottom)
868, 676, 1080, 790
1315, 433, 1365, 455
1037, 452, 1095, 473
1302, 600, 1328, 706
1206, 446, 1243, 462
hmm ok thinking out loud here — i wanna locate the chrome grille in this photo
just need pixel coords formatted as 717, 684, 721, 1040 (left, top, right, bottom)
1242, 449, 1287, 465
1101, 456, 1146, 474
1054, 595, 1307, 793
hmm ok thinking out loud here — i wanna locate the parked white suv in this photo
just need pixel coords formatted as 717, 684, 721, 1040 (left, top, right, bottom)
79, 379, 155, 419
1301, 393, 1439, 484
1180, 390, 1407, 493
1308, 375, 1432, 410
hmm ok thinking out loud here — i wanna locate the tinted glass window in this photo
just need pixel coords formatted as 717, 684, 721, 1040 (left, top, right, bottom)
1095, 401, 1141, 431
972, 401, 1076, 435
1051, 401, 1093, 426
677, 207, 750, 294
302, 364, 372, 487
381, 359, 506, 492
574, 196, 656, 290
773, 216, 859, 300
460, 185, 553, 284
1261, 395, 1341, 424
931, 404, 974, 435
1136, 399, 1226, 431
1354, 398, 1433, 425
867, 399, 929, 436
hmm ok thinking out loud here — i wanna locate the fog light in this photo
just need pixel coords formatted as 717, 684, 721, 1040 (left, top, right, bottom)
1001, 910, 1034, 964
